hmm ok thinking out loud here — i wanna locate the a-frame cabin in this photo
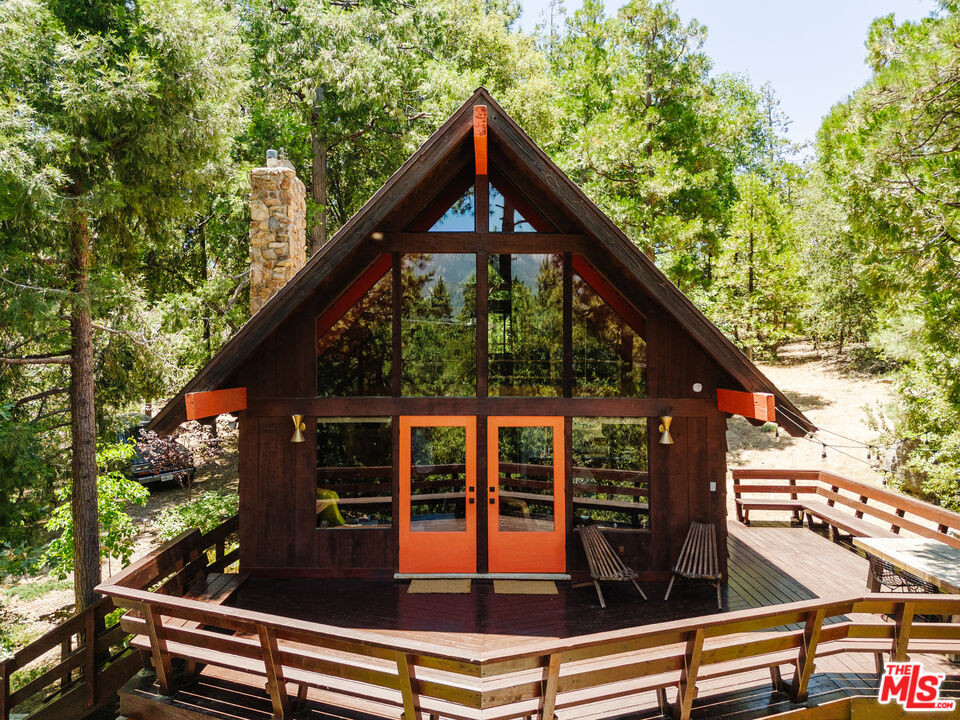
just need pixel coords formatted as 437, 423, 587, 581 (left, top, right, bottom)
150, 88, 814, 582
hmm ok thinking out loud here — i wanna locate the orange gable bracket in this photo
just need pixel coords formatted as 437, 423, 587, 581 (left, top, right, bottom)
185, 387, 247, 421
717, 389, 776, 423
473, 105, 487, 176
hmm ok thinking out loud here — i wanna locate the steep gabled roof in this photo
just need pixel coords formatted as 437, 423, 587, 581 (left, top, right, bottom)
150, 88, 816, 437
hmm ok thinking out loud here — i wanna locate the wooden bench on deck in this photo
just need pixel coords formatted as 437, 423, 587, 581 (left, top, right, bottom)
576, 524, 647, 608
664, 521, 722, 610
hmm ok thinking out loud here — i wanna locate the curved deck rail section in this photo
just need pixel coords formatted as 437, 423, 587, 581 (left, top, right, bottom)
732, 469, 960, 545
97, 574, 960, 720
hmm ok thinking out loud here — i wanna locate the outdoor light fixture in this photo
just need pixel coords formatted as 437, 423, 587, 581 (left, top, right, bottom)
659, 416, 674, 445
291, 414, 306, 443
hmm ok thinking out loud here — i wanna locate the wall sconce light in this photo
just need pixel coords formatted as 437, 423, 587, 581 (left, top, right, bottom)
291, 414, 306, 443
659, 416, 674, 445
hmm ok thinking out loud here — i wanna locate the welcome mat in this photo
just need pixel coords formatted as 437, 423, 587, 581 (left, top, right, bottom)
407, 579, 472, 594
493, 580, 558, 595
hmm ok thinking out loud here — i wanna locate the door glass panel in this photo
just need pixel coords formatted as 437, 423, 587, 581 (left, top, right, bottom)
409, 425, 468, 532
488, 254, 563, 396
572, 271, 647, 397
401, 254, 477, 396
316, 271, 392, 397
316, 418, 392, 528
497, 425, 554, 532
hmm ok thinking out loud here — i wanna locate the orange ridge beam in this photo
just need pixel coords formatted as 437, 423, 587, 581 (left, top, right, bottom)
473, 105, 487, 176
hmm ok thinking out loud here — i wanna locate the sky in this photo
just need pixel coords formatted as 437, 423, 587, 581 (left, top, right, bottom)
517, 0, 940, 147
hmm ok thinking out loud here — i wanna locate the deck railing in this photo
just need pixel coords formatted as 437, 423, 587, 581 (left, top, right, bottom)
732, 468, 960, 546
0, 514, 240, 720
0, 596, 138, 720
97, 569, 960, 720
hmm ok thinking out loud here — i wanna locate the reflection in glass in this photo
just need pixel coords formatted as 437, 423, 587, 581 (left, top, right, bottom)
410, 426, 468, 532
489, 184, 534, 232
316, 418, 392, 528
429, 186, 475, 231
572, 418, 649, 528
316, 272, 392, 397
497, 426, 554, 532
401, 254, 477, 396
572, 272, 647, 397
488, 254, 563, 396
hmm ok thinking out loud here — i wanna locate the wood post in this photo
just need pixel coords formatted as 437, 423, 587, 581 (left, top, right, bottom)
259, 625, 291, 719
855, 495, 868, 519
1, 656, 10, 720
894, 602, 915, 662
673, 628, 704, 720
892, 508, 906, 534
84, 606, 97, 708
540, 653, 561, 720
143, 605, 174, 695
790, 608, 825, 701
396, 653, 422, 720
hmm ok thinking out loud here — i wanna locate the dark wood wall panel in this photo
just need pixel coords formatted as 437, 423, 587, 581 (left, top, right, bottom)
238, 416, 260, 572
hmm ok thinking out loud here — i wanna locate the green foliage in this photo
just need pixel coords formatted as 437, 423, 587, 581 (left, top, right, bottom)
153, 490, 238, 541
2, 578, 71, 602
43, 441, 148, 575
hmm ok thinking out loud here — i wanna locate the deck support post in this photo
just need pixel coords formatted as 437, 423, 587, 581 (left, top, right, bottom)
894, 602, 915, 662
540, 652, 561, 720
656, 687, 670, 715
143, 604, 174, 695
259, 625, 291, 719
672, 628, 704, 720
396, 653, 422, 720
790, 608, 825, 702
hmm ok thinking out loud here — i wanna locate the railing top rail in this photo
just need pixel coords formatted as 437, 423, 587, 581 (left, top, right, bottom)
0, 596, 113, 670
96, 579, 960, 667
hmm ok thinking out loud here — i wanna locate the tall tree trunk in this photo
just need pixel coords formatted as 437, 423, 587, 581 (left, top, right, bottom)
69, 201, 100, 611
310, 128, 327, 255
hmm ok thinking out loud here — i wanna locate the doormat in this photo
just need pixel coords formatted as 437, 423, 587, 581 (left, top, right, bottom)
407, 579, 472, 594
493, 580, 558, 595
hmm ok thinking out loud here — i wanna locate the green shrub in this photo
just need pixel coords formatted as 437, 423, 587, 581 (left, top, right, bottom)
154, 490, 238, 541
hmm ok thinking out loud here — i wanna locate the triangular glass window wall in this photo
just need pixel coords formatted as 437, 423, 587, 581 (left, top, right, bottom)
428, 184, 535, 232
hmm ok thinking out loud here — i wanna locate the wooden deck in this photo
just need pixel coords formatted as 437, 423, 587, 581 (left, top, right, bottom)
114, 520, 960, 720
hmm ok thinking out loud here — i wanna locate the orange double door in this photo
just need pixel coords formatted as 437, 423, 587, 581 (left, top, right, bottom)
398, 416, 565, 574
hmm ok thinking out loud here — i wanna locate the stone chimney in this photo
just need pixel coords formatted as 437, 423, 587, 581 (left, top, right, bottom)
249, 150, 306, 315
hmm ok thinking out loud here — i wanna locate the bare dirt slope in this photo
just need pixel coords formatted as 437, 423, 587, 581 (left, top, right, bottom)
727, 343, 893, 486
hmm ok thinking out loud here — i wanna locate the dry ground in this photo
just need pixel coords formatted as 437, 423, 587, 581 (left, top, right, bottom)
726, 343, 894, 486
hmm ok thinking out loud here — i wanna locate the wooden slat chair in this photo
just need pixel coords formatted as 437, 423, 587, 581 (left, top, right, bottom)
664, 521, 723, 610
576, 524, 647, 608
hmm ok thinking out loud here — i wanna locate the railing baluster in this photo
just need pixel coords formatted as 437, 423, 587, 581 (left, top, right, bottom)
855, 495, 868, 519
84, 607, 96, 708
790, 607, 825, 701
259, 625, 291, 719
143, 604, 174, 695
396, 653, 422, 720
540, 653, 561, 720
894, 601, 915, 661
892, 508, 906, 534
1, 656, 11, 720
673, 628, 704, 720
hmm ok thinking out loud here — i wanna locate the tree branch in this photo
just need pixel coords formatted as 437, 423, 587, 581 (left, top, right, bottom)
0, 354, 71, 365
14, 387, 69, 407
